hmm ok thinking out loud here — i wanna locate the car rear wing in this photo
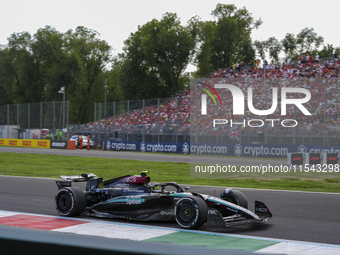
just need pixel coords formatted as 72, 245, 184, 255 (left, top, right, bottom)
56, 173, 99, 190
60, 173, 98, 181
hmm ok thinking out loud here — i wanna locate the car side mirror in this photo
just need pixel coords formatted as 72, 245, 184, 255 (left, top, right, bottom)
184, 187, 190, 192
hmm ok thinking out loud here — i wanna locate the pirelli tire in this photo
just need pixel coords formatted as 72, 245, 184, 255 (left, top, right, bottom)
233, 190, 248, 209
55, 187, 86, 217
174, 196, 207, 229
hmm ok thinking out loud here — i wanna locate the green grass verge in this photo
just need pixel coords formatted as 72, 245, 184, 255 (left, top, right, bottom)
0, 152, 339, 193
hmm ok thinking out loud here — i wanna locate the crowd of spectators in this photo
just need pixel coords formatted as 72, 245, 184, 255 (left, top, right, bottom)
212, 54, 340, 79
73, 92, 191, 135
194, 56, 340, 137
73, 56, 340, 139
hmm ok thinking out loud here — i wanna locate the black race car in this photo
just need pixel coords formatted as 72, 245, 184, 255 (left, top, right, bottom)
54, 171, 272, 229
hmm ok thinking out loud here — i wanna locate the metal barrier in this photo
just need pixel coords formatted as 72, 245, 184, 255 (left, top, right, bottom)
0, 101, 69, 140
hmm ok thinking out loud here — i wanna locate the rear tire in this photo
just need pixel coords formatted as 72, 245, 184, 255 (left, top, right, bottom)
55, 187, 86, 216
174, 196, 207, 229
233, 190, 248, 209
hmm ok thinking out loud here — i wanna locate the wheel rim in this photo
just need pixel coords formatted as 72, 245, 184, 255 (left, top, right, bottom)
178, 202, 196, 223
58, 193, 72, 212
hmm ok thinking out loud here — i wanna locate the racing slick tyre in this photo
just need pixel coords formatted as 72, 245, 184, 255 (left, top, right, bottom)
233, 190, 248, 209
55, 187, 86, 217
174, 196, 207, 229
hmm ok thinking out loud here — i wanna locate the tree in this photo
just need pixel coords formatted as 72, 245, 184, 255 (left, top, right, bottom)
296, 27, 324, 54
5, 31, 43, 103
65, 26, 112, 123
32, 26, 72, 102
118, 12, 195, 99
195, 4, 261, 75
103, 57, 122, 103
253, 39, 269, 61
3, 27, 73, 104
239, 39, 256, 65
281, 33, 297, 57
317, 44, 340, 59
0, 47, 15, 105
0, 26, 112, 124
267, 37, 282, 63
192, 20, 215, 77
118, 29, 163, 100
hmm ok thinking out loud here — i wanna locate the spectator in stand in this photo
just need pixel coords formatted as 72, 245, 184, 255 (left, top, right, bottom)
256, 59, 261, 68
334, 51, 338, 61
307, 55, 314, 64
315, 53, 319, 63
301, 54, 306, 63
298, 55, 301, 64
249, 60, 254, 68
286, 57, 291, 65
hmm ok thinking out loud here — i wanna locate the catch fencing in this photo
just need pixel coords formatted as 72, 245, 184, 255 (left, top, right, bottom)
0, 101, 69, 139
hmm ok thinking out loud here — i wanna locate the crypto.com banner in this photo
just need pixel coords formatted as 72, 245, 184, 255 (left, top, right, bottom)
104, 140, 190, 154
189, 77, 340, 178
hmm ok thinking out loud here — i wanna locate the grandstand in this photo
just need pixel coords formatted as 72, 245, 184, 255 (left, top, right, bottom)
67, 58, 340, 147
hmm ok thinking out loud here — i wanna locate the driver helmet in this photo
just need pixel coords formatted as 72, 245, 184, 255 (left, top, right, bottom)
152, 185, 162, 192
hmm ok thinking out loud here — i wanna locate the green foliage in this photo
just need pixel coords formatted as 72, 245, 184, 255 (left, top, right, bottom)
267, 37, 282, 63
0, 26, 112, 124
194, 4, 260, 76
64, 26, 112, 123
281, 33, 297, 57
118, 29, 163, 100
193, 20, 216, 77
0, 48, 15, 105
254, 37, 282, 64
317, 44, 340, 59
253, 40, 268, 60
257, 28, 329, 62
296, 27, 324, 54
118, 13, 195, 100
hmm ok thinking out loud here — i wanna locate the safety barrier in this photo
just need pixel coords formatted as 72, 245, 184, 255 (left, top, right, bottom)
0, 138, 50, 149
0, 138, 77, 150
287, 152, 339, 165
287, 153, 303, 165
323, 153, 338, 164
305, 153, 321, 164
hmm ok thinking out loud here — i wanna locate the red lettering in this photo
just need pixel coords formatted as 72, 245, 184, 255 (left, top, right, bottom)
38, 141, 47, 147
292, 157, 302, 161
328, 157, 337, 161
310, 157, 320, 161
9, 140, 17, 146
23, 141, 32, 146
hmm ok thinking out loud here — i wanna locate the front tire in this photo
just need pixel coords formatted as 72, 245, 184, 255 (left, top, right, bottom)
174, 196, 207, 229
233, 190, 248, 209
55, 187, 86, 216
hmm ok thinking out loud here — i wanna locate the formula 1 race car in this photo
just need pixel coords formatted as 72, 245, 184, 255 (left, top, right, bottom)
54, 171, 272, 229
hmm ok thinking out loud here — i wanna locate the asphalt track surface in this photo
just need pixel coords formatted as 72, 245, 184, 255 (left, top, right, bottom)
0, 147, 340, 245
